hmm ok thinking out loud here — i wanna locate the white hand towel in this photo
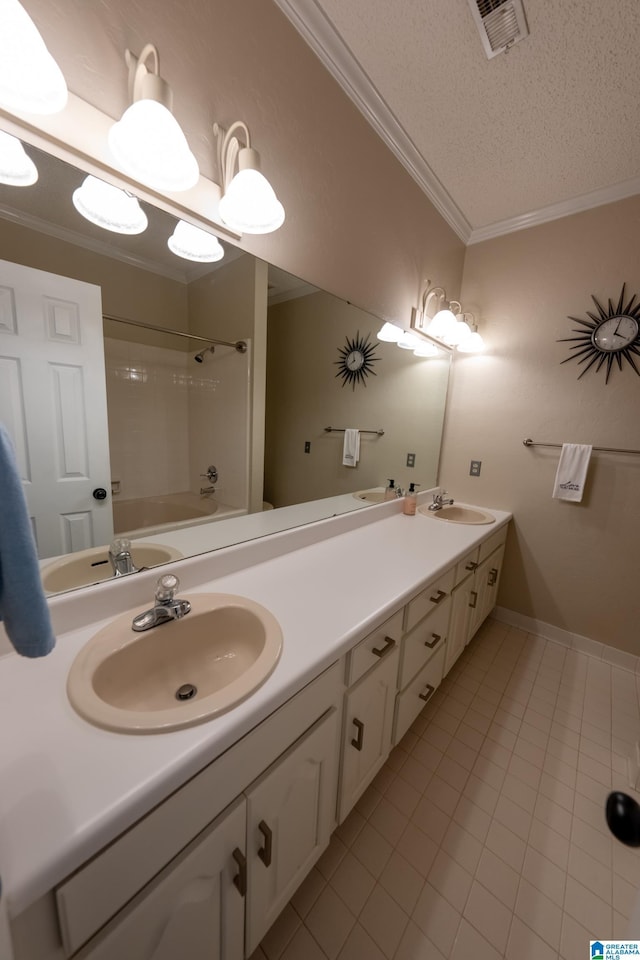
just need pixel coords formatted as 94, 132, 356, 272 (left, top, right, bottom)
342, 429, 360, 467
552, 443, 592, 502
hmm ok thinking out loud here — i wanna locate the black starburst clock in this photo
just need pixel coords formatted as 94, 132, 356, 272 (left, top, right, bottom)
334, 331, 378, 389
558, 284, 640, 383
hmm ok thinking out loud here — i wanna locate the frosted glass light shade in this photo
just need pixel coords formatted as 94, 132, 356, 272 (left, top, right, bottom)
168, 220, 224, 262
413, 341, 439, 357
108, 99, 199, 193
443, 318, 472, 346
397, 332, 419, 350
72, 176, 148, 234
457, 331, 485, 353
218, 168, 285, 234
427, 308, 458, 340
376, 322, 403, 342
0, 131, 37, 185
0, 0, 68, 114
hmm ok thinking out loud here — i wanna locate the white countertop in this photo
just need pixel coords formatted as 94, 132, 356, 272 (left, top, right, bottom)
0, 497, 511, 918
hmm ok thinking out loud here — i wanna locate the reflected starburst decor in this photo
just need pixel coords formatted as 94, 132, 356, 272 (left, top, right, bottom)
334, 331, 378, 389
558, 284, 640, 384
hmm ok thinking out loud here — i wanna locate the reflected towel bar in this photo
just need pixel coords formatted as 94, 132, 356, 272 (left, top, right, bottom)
325, 427, 385, 436
523, 438, 640, 455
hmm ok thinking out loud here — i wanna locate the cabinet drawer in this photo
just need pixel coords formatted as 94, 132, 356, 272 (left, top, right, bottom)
405, 567, 454, 633
399, 598, 450, 690
346, 608, 403, 686
454, 548, 479, 586
393, 645, 445, 745
478, 525, 507, 563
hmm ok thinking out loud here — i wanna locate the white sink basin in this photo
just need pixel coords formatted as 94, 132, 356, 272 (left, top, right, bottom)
353, 489, 385, 503
67, 593, 283, 733
42, 542, 183, 593
418, 504, 496, 525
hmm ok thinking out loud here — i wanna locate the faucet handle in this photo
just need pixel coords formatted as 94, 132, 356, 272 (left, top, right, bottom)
155, 573, 180, 604
109, 537, 132, 556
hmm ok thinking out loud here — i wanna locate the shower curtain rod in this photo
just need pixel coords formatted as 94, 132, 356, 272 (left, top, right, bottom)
102, 313, 247, 353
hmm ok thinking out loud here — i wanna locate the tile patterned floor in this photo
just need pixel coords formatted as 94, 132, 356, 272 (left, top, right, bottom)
252, 618, 640, 960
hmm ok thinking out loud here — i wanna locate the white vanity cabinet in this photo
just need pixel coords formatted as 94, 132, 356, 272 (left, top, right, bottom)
77, 798, 246, 960
338, 611, 402, 822
244, 709, 339, 954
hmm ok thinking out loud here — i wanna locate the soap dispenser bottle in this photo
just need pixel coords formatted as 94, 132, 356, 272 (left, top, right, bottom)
384, 478, 397, 501
403, 482, 420, 516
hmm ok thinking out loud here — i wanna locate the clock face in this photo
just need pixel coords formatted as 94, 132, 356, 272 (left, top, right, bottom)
592, 315, 639, 352
559, 284, 640, 383
335, 332, 378, 389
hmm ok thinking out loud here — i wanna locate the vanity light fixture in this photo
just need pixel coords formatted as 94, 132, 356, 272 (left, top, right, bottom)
0, 0, 68, 114
214, 121, 285, 234
376, 321, 403, 342
72, 175, 148, 235
108, 44, 199, 193
412, 281, 486, 354
0, 130, 38, 185
168, 220, 225, 263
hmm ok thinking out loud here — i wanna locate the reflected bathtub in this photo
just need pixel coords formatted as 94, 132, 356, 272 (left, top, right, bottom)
113, 491, 246, 538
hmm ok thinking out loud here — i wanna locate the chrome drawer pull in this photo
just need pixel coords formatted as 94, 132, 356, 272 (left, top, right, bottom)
372, 635, 395, 658
429, 589, 447, 604
465, 561, 478, 571
469, 590, 478, 609
258, 820, 273, 867
232, 847, 247, 896
424, 633, 441, 648
351, 718, 364, 751
419, 683, 436, 702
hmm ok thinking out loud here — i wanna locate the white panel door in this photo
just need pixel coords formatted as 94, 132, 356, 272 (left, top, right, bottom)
0, 258, 112, 558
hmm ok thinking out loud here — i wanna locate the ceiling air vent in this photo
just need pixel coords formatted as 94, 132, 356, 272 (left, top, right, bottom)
467, 0, 529, 59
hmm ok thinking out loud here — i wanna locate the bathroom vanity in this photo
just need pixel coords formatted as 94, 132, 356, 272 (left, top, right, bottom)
0, 494, 510, 960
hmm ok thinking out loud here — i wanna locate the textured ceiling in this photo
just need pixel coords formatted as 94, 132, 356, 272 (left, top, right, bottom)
277, 0, 640, 240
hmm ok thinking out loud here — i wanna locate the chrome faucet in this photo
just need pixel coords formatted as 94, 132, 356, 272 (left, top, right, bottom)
200, 464, 218, 496
428, 490, 455, 511
132, 574, 191, 632
108, 538, 139, 577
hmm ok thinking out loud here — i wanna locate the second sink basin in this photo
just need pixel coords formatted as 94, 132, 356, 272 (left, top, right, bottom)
42, 542, 183, 593
418, 504, 496, 525
67, 594, 283, 733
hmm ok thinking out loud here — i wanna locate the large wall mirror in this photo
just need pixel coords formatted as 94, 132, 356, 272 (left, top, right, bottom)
0, 141, 451, 597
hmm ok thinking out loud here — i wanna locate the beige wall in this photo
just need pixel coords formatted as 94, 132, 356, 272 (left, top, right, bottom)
440, 196, 640, 654
265, 292, 450, 506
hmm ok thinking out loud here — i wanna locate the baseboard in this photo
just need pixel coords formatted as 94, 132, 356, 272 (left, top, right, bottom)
492, 606, 640, 676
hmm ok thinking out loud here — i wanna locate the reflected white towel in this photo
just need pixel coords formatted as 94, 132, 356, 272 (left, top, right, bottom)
552, 443, 592, 502
342, 429, 360, 467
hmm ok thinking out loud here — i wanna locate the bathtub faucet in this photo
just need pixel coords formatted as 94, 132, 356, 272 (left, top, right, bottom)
200, 464, 218, 496
108, 538, 139, 577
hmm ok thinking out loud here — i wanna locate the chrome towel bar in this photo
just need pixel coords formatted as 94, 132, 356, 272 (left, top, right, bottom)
523, 438, 640, 455
325, 427, 385, 436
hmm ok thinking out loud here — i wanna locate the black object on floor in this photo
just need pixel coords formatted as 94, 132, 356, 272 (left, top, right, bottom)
606, 791, 640, 847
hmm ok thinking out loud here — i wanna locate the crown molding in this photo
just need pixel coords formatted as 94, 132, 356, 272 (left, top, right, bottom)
272, 0, 472, 244
468, 175, 640, 245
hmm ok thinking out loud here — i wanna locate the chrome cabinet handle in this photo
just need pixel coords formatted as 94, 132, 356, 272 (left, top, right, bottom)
488, 567, 498, 586
469, 590, 478, 609
351, 718, 364, 751
465, 561, 478, 571
232, 847, 247, 896
424, 633, 441, 648
258, 820, 272, 867
372, 635, 395, 658
419, 683, 435, 702
429, 589, 447, 604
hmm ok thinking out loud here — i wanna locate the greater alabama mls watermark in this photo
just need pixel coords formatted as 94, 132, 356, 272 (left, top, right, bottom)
591, 941, 640, 958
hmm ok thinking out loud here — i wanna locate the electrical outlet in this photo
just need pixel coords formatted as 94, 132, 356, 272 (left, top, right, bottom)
470, 460, 482, 476
304, 441, 311, 453
406, 453, 416, 468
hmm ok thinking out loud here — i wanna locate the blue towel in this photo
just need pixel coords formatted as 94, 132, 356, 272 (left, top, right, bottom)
0, 423, 55, 657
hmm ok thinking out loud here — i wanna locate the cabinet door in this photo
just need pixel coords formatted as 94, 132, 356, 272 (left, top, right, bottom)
445, 575, 473, 676
245, 708, 339, 955
338, 644, 399, 823
79, 797, 246, 960
468, 545, 505, 640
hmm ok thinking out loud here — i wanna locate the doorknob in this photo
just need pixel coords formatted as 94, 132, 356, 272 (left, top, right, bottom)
92, 487, 108, 500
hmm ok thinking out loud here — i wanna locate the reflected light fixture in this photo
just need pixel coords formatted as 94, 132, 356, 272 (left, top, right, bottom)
376, 321, 403, 342
72, 175, 148, 235
108, 44, 199, 193
0, 0, 67, 114
214, 120, 284, 234
168, 220, 225, 263
0, 130, 38, 185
